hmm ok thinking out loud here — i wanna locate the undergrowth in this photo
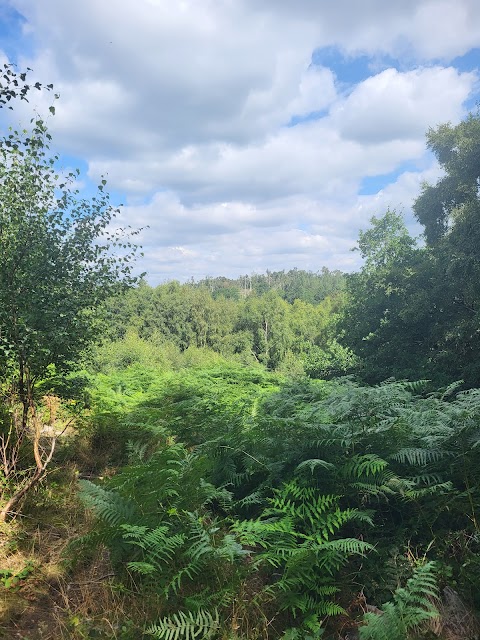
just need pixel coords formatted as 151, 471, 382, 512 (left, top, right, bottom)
2, 364, 480, 638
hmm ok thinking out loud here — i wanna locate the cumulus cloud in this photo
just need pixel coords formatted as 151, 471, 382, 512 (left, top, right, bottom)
4, 0, 480, 281
121, 159, 444, 282
246, 0, 480, 60
334, 67, 476, 143
87, 62, 473, 204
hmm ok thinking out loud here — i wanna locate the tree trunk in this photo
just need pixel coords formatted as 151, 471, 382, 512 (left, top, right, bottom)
0, 432, 56, 522
0, 373, 58, 522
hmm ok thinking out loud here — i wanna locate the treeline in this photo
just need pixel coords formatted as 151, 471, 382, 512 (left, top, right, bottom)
99, 268, 353, 376
193, 267, 345, 304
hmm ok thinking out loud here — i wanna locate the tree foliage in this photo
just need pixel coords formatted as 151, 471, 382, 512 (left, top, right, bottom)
341, 114, 480, 387
414, 115, 480, 245
0, 65, 141, 519
0, 119, 140, 387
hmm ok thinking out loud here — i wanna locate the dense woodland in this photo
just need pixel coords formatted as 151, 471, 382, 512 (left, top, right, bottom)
1, 66, 480, 640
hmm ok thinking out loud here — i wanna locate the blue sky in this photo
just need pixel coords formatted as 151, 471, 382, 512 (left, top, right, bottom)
0, 5, 26, 61
1, 0, 479, 283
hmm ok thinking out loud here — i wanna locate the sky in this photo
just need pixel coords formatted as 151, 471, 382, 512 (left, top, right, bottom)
1, 0, 479, 284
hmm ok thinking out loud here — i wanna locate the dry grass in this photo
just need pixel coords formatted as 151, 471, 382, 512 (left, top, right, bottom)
0, 464, 151, 640
427, 587, 480, 640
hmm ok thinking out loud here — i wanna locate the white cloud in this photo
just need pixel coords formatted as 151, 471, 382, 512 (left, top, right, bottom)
86, 62, 474, 204
122, 160, 443, 282
411, 1, 480, 59
245, 0, 480, 60
4, 0, 480, 282
334, 67, 476, 143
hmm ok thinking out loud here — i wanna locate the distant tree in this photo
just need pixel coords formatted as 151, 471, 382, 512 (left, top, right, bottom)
193, 268, 345, 304
281, 267, 345, 304
236, 291, 293, 368
212, 286, 240, 301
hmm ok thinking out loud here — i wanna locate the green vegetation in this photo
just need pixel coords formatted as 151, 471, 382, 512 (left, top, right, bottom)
0, 65, 142, 522
99, 272, 349, 375
359, 562, 440, 640
341, 116, 480, 388
1, 65, 480, 639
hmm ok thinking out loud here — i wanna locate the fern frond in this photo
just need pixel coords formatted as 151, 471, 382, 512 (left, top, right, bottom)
165, 560, 204, 596
126, 561, 156, 575
359, 562, 439, 640
79, 480, 136, 526
391, 448, 446, 466
185, 515, 217, 563
319, 537, 373, 556
126, 439, 150, 463
313, 508, 356, 540
214, 533, 248, 561
350, 481, 397, 499
439, 380, 464, 399
405, 481, 452, 499
199, 479, 233, 510
402, 380, 431, 393
146, 608, 220, 640
295, 458, 335, 474
236, 490, 264, 508
342, 454, 388, 479
346, 508, 375, 527
121, 524, 185, 566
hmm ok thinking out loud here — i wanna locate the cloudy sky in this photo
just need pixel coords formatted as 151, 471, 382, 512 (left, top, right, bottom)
1, 1, 479, 283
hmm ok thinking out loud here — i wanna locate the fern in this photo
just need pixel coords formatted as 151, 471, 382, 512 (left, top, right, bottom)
165, 560, 204, 597
78, 442, 248, 609
391, 447, 447, 466
82, 368, 480, 638
359, 562, 440, 640
402, 380, 431, 394
235, 490, 264, 508
342, 454, 389, 479
126, 439, 150, 463
234, 480, 373, 627
121, 523, 185, 568
405, 481, 453, 499
79, 480, 136, 526
146, 608, 220, 640
295, 459, 336, 474
126, 561, 156, 575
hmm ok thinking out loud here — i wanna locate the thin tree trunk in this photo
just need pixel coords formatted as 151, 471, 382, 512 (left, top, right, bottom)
0, 436, 56, 522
